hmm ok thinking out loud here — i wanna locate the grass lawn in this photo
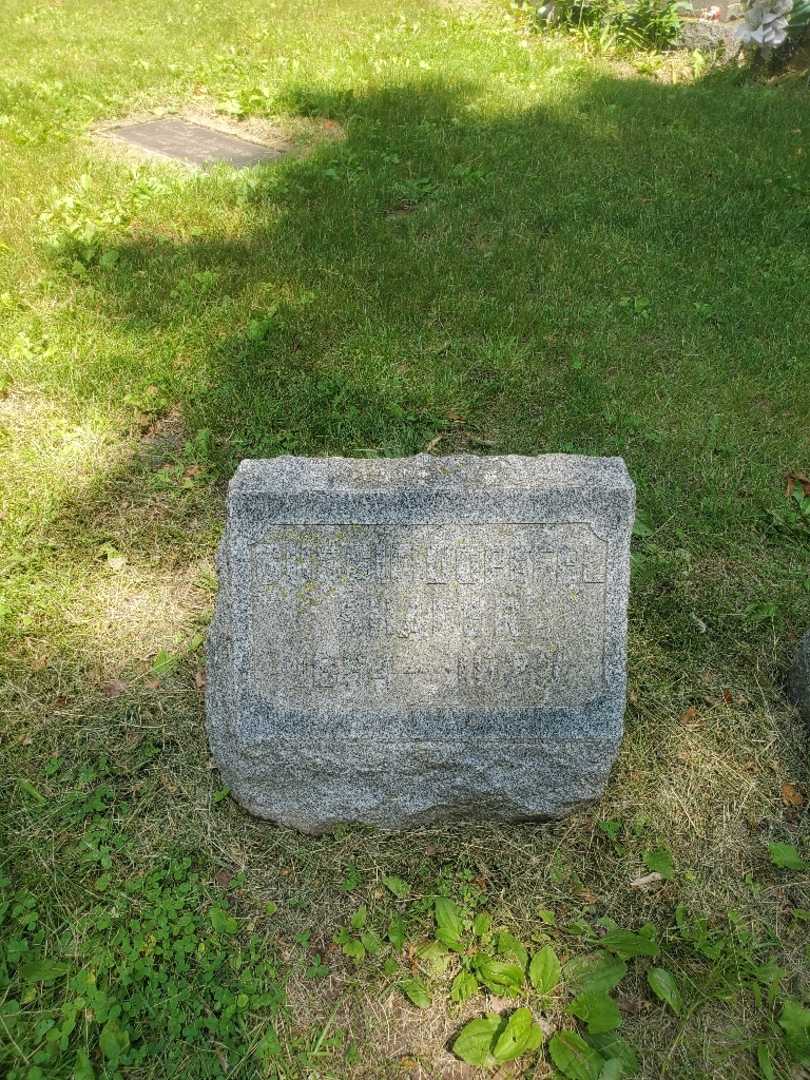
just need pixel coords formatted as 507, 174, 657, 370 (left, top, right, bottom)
2, 0, 810, 1075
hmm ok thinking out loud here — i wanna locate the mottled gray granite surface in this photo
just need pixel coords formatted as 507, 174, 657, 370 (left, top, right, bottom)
788, 630, 810, 726
206, 455, 635, 832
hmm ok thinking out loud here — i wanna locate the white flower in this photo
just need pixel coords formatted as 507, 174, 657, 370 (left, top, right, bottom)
737, 0, 794, 46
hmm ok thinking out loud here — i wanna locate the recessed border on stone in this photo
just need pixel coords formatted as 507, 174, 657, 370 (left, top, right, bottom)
244, 520, 613, 737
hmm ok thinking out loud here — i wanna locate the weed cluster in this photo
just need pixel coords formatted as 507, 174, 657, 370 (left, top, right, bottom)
520, 0, 686, 51
326, 859, 810, 1076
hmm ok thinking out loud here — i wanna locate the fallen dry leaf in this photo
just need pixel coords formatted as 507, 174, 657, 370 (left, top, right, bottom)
782, 782, 804, 808
492, 1066, 520, 1080
630, 871, 664, 889
424, 433, 444, 453
680, 706, 699, 725
722, 688, 734, 705
395, 1059, 419, 1073
785, 470, 810, 498
102, 679, 127, 698
620, 995, 651, 1015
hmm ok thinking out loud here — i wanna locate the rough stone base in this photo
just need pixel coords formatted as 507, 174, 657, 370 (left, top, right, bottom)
214, 738, 619, 833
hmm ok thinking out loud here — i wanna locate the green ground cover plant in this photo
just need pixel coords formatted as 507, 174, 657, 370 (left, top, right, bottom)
1, 0, 809, 1075
525, 0, 686, 53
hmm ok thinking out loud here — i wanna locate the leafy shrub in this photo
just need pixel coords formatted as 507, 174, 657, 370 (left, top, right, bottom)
529, 0, 687, 51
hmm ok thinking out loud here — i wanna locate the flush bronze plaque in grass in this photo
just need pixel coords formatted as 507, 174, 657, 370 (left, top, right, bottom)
106, 118, 287, 168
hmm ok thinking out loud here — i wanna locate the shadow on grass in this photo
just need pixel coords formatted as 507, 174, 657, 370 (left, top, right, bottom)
63, 72, 806, 466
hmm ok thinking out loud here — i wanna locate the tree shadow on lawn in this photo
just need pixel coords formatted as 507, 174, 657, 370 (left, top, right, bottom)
80, 71, 810, 490
13, 69, 809, 1076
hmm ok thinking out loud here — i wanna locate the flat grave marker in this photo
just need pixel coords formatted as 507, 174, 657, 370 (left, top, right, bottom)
103, 118, 287, 169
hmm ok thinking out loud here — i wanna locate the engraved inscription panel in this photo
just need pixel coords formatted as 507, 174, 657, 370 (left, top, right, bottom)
249, 524, 607, 710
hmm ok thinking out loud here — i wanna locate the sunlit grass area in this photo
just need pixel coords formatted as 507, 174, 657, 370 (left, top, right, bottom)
1, 0, 809, 1076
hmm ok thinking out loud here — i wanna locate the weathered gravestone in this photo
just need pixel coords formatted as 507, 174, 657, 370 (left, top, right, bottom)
787, 629, 810, 726
206, 455, 634, 832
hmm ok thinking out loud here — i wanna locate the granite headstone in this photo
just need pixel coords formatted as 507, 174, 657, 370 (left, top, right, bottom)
787, 629, 810, 726
206, 455, 634, 832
